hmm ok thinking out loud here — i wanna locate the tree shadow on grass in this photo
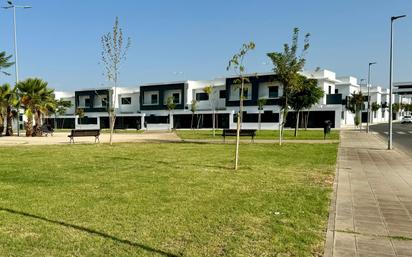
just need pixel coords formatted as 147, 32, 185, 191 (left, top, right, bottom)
0, 207, 180, 257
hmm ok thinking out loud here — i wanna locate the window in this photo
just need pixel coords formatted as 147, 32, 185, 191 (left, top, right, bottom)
151, 94, 158, 104
196, 92, 209, 101
219, 90, 226, 99
335, 89, 339, 94
121, 97, 132, 105
172, 93, 180, 104
239, 88, 250, 100
84, 98, 91, 107
328, 86, 332, 94
101, 97, 108, 107
268, 86, 279, 98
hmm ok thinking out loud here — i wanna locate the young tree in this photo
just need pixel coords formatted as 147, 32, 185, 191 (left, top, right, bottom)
101, 17, 131, 145
166, 96, 176, 131
203, 85, 218, 136
50, 99, 73, 129
190, 99, 198, 129
288, 76, 324, 137
267, 28, 310, 145
227, 41, 255, 170
347, 91, 364, 129
371, 102, 380, 123
392, 103, 401, 112
257, 98, 266, 131
75, 108, 85, 125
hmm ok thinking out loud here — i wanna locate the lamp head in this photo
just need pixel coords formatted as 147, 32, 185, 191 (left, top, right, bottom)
391, 15, 406, 21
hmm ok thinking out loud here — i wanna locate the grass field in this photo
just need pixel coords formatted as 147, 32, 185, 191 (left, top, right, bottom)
176, 129, 340, 140
0, 142, 337, 256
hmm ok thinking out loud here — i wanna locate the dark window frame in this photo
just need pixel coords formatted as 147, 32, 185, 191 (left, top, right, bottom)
219, 90, 226, 99
151, 94, 158, 105
268, 86, 279, 98
101, 96, 108, 107
172, 93, 180, 104
196, 92, 209, 101
84, 97, 91, 107
121, 97, 132, 105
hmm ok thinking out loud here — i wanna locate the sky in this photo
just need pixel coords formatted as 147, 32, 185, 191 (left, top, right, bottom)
0, 0, 411, 91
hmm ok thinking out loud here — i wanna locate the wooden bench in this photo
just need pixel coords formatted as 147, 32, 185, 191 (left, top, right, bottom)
68, 129, 101, 144
222, 129, 256, 143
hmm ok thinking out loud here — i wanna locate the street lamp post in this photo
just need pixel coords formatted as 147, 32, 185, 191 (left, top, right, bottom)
367, 62, 376, 133
2, 1, 31, 136
388, 15, 406, 150
359, 79, 366, 130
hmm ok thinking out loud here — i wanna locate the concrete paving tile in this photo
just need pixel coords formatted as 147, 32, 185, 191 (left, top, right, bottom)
386, 223, 412, 232
381, 209, 410, 216
334, 232, 356, 250
355, 221, 387, 235
357, 251, 396, 257
388, 229, 412, 238
334, 248, 357, 257
392, 239, 412, 256
354, 215, 383, 223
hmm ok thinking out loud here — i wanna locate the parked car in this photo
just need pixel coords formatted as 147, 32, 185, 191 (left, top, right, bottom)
401, 115, 412, 124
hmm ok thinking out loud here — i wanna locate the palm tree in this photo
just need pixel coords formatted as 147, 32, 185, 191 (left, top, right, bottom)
16, 78, 56, 136
0, 51, 14, 76
0, 83, 18, 136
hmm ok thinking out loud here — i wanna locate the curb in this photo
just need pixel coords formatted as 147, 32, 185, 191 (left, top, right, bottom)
323, 130, 341, 257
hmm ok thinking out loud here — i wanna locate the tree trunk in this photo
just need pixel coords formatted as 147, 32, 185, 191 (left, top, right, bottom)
109, 112, 116, 145
279, 97, 288, 146
5, 106, 13, 136
258, 109, 262, 131
32, 110, 43, 137
212, 110, 216, 137
191, 113, 194, 129
25, 116, 33, 137
294, 111, 300, 137
305, 111, 310, 130
234, 80, 244, 170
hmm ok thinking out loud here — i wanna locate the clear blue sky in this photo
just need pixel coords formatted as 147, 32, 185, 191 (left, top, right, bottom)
0, 0, 411, 91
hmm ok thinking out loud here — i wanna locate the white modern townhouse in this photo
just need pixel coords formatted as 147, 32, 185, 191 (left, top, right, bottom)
45, 68, 411, 131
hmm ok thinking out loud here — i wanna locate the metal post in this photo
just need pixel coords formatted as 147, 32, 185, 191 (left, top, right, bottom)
388, 15, 406, 150
12, 6, 20, 136
367, 62, 376, 133
359, 79, 365, 131
2, 2, 32, 136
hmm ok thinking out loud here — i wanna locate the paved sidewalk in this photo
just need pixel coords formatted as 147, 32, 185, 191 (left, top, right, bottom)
325, 131, 412, 257
0, 131, 181, 146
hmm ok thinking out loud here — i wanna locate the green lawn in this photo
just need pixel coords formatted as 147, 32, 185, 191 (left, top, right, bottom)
0, 142, 337, 256
176, 129, 340, 140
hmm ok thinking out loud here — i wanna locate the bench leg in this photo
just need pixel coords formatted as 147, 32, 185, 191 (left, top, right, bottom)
69, 137, 74, 144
